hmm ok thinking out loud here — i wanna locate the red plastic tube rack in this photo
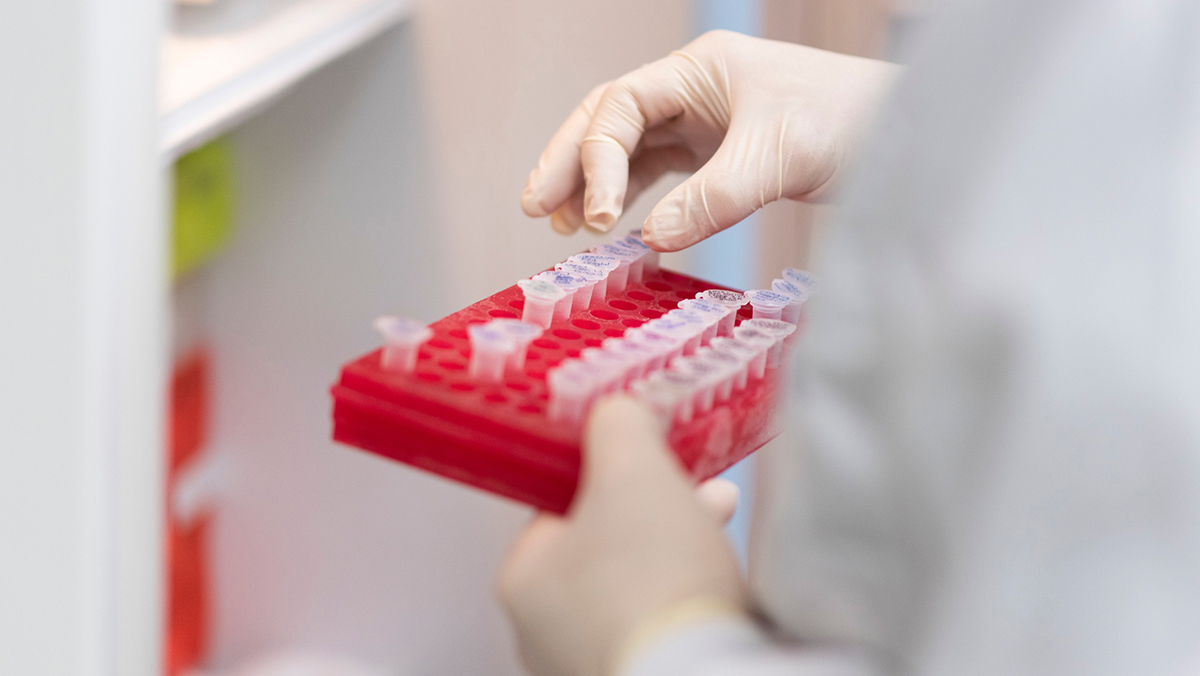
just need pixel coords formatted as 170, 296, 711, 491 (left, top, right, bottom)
330, 268, 784, 514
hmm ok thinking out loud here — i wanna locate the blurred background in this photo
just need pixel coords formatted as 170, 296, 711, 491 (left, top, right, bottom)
0, 0, 917, 674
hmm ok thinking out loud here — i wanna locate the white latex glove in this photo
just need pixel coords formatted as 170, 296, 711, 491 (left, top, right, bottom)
520, 30, 898, 250
498, 396, 748, 676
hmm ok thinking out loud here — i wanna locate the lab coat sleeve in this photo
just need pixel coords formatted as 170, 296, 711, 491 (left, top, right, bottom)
622, 617, 881, 676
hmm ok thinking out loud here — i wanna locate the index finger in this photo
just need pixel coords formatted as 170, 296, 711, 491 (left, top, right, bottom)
521, 83, 609, 218
579, 51, 718, 230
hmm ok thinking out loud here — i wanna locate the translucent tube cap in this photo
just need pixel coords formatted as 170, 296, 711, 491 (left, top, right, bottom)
518, 278, 567, 329
491, 319, 544, 372
782, 268, 817, 293
568, 253, 620, 271
373, 316, 433, 373
697, 289, 749, 309
771, 278, 809, 303
744, 318, 797, 339
745, 289, 793, 321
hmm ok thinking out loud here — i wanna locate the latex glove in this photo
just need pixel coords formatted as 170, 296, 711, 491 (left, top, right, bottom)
498, 396, 747, 676
520, 30, 898, 250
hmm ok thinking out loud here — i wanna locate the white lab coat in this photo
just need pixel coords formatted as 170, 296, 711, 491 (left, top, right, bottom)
628, 0, 1200, 674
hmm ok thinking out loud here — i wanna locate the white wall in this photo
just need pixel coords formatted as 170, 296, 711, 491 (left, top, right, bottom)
413, 0, 692, 305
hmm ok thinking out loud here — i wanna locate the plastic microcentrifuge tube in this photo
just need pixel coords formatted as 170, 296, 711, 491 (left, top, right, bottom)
518, 278, 567, 329
557, 262, 604, 309
645, 318, 698, 358
372, 316, 433, 374
630, 377, 689, 429
782, 268, 817, 294
771, 278, 810, 324
744, 318, 797, 368
582, 347, 635, 392
677, 298, 728, 344
697, 289, 749, 337
490, 319, 544, 372
745, 289, 793, 321
568, 254, 619, 302
613, 235, 651, 283
625, 229, 661, 273
602, 337, 656, 385
710, 337, 755, 391
591, 244, 640, 293
732, 326, 775, 380
670, 356, 722, 413
625, 328, 679, 373
534, 270, 586, 320
655, 370, 700, 423
664, 310, 709, 353
547, 363, 597, 425
467, 324, 516, 383
695, 347, 741, 403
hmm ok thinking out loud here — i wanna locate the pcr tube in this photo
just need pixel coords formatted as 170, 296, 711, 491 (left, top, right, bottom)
663, 310, 710, 353
744, 318, 797, 368
613, 235, 651, 283
771, 278, 810, 324
468, 324, 517, 383
602, 337, 656, 384
745, 289, 793, 321
644, 318, 697, 358
625, 328, 679, 373
654, 370, 700, 423
490, 319, 544, 372
677, 298, 728, 344
695, 347, 741, 403
533, 270, 586, 320
518, 278, 567, 329
670, 356, 722, 413
697, 289, 749, 337
591, 244, 640, 293
732, 325, 775, 380
782, 268, 817, 294
709, 337, 755, 391
372, 316, 433, 374
625, 229, 660, 273
582, 347, 636, 392
556, 262, 605, 309
568, 254, 619, 301
547, 363, 598, 425
630, 377, 689, 429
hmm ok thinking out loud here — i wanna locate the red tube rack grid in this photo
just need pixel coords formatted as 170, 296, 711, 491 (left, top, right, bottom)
330, 267, 784, 513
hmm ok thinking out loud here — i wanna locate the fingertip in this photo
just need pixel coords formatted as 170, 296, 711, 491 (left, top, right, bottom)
642, 214, 692, 252
695, 478, 739, 525
549, 210, 582, 235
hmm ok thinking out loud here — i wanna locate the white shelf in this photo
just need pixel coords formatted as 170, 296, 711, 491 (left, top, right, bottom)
160, 0, 412, 159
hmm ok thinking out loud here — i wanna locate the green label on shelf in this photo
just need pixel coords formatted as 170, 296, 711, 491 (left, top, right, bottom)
173, 139, 234, 281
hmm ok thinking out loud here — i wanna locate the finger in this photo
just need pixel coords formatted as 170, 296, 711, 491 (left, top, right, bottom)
522, 83, 610, 218
694, 478, 739, 526
549, 187, 585, 235
497, 513, 567, 603
579, 52, 718, 231
577, 396, 686, 501
623, 145, 699, 213
641, 126, 767, 252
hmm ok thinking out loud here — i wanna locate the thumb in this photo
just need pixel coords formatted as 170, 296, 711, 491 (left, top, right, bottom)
642, 118, 796, 252
575, 396, 691, 508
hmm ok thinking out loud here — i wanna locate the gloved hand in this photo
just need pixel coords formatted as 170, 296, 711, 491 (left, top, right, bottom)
498, 396, 747, 676
520, 30, 898, 251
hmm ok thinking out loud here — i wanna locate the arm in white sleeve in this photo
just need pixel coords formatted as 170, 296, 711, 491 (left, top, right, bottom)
623, 618, 880, 676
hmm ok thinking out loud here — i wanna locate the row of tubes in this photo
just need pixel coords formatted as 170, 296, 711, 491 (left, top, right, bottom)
545, 268, 815, 427
518, 231, 661, 329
